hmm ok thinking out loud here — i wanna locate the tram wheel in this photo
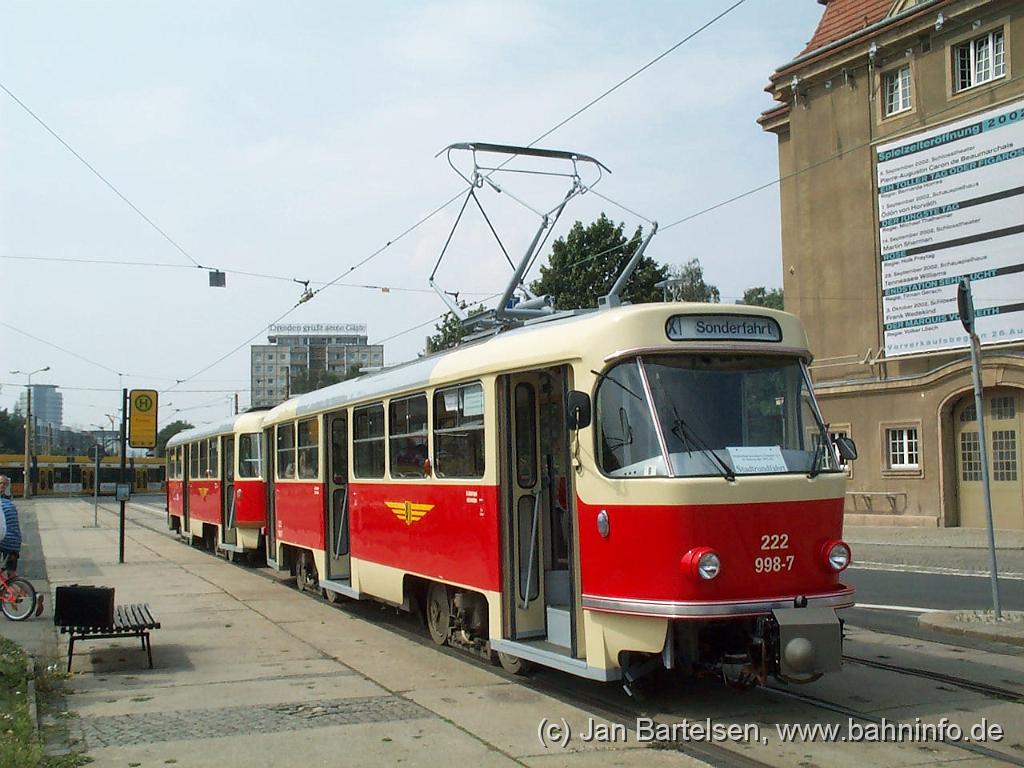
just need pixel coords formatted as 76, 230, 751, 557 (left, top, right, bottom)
322, 588, 346, 604
295, 553, 318, 593
425, 582, 450, 646
496, 651, 533, 676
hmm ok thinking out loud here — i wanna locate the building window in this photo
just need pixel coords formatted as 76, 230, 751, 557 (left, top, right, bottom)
960, 431, 982, 481
953, 29, 1005, 92
887, 427, 919, 469
992, 430, 1018, 481
884, 65, 912, 116
959, 402, 977, 422
992, 395, 1015, 420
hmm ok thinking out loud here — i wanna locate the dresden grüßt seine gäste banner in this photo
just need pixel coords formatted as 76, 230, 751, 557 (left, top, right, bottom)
876, 98, 1024, 357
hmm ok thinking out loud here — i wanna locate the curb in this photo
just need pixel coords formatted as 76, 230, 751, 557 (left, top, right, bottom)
25, 655, 39, 737
919, 611, 1024, 647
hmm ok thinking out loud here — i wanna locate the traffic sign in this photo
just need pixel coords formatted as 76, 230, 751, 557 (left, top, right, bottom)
129, 389, 159, 448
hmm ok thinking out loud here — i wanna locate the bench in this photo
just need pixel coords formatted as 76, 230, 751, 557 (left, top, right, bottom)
54, 585, 161, 672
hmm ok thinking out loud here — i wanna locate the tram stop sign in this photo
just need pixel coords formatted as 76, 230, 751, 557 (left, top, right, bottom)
129, 389, 159, 448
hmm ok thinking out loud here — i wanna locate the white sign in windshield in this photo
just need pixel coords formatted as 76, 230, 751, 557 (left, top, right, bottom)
666, 315, 782, 343
727, 446, 788, 474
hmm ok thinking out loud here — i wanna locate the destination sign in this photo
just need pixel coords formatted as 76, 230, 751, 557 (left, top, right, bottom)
666, 315, 782, 343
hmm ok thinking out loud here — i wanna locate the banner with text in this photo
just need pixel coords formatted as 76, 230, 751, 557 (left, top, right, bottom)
876, 98, 1024, 357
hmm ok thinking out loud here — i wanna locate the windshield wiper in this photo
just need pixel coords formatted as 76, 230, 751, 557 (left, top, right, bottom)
591, 369, 641, 400
807, 441, 823, 479
671, 416, 736, 482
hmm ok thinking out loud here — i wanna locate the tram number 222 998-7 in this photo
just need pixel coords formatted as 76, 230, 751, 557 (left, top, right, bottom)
756, 533, 794, 573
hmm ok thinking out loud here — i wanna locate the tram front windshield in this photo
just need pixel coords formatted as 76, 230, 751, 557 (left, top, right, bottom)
596, 354, 839, 478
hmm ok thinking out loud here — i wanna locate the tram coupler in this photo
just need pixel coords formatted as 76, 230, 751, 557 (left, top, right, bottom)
769, 602, 842, 682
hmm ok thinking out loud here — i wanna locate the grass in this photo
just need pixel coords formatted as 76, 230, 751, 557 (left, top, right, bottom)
0, 637, 91, 768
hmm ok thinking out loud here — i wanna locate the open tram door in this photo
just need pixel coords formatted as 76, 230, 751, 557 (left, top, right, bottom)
221, 435, 238, 548
182, 445, 191, 534
321, 411, 355, 599
263, 427, 279, 567
496, 366, 580, 667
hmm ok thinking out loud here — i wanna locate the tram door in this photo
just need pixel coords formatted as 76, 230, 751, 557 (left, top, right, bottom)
264, 428, 278, 562
222, 436, 237, 545
182, 446, 191, 532
325, 412, 351, 580
502, 367, 576, 648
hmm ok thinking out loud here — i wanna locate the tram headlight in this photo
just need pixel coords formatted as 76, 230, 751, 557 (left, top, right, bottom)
823, 540, 851, 572
697, 552, 721, 580
682, 547, 721, 581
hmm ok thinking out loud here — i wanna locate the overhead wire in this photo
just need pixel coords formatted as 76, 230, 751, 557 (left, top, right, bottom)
0, 80, 205, 270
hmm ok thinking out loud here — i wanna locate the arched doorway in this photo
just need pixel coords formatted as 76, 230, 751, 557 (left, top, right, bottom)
953, 387, 1024, 529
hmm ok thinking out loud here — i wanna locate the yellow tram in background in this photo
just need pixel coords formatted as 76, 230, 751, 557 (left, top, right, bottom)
0, 454, 165, 497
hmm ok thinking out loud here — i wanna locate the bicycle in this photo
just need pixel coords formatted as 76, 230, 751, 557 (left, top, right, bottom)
0, 555, 37, 621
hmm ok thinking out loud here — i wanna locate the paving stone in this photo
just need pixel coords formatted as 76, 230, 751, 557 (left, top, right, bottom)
79, 695, 431, 748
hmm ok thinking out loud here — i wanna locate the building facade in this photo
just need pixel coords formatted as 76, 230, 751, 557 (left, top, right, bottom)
250, 323, 384, 408
16, 384, 64, 428
760, 0, 1024, 528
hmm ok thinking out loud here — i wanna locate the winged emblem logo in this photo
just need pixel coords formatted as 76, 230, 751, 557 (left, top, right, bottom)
385, 500, 433, 526
198, 487, 209, 499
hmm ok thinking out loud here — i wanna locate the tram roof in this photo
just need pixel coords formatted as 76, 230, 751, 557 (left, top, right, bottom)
263, 303, 809, 424
166, 410, 266, 448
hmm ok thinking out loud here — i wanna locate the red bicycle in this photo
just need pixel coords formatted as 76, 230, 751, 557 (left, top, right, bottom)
0, 558, 37, 621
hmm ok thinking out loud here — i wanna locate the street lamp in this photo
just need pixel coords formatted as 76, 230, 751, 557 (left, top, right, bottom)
10, 366, 51, 499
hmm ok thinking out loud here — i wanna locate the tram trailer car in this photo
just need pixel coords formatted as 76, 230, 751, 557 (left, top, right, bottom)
262, 302, 857, 688
166, 411, 267, 561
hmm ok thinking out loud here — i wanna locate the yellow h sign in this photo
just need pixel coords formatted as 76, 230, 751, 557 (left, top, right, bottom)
129, 389, 159, 448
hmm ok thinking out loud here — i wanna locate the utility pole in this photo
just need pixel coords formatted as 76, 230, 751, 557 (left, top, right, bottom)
118, 387, 128, 564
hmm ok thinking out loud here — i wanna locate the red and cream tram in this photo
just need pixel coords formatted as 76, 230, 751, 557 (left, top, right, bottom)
261, 302, 856, 687
165, 411, 267, 561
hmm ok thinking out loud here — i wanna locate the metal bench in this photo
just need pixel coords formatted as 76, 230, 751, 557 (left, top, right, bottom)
54, 586, 161, 672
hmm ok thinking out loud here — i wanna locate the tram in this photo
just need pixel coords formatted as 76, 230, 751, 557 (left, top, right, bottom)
165, 411, 267, 561
259, 302, 857, 687
0, 454, 165, 497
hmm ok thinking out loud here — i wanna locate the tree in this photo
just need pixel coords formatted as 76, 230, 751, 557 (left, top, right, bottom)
156, 420, 193, 457
530, 214, 668, 310
425, 304, 488, 354
741, 286, 784, 310
290, 368, 343, 396
663, 259, 720, 303
0, 409, 25, 454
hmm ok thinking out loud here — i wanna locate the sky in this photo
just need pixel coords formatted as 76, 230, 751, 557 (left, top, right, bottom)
0, 0, 824, 431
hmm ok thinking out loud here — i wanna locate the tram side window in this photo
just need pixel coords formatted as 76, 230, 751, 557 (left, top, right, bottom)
208, 438, 219, 479
297, 418, 320, 479
389, 394, 428, 478
354, 403, 385, 478
433, 382, 485, 479
189, 442, 201, 479
199, 440, 210, 478
277, 424, 296, 480
238, 433, 262, 478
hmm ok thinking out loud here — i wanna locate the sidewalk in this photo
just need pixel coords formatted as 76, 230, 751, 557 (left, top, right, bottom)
844, 525, 1024, 549
6, 498, 705, 768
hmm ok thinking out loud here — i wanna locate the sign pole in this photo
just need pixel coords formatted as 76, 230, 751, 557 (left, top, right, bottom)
93, 445, 101, 528
119, 387, 127, 564
957, 278, 1002, 619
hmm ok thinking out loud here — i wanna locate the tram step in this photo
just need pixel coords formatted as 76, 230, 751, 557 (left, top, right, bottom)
546, 605, 571, 649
